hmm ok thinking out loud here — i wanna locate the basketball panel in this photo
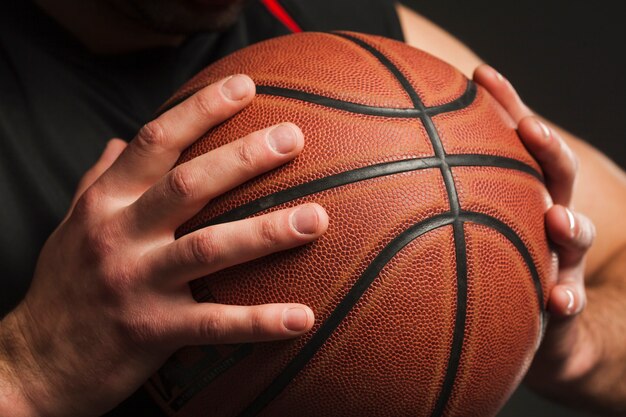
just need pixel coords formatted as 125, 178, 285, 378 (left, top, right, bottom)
452, 166, 557, 301
433, 86, 541, 171
339, 32, 469, 109
155, 169, 450, 417
442, 223, 543, 417
262, 226, 458, 417
164, 32, 416, 110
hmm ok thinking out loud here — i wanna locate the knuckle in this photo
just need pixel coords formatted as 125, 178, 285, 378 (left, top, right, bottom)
233, 139, 257, 171
257, 217, 281, 249
580, 217, 597, 248
134, 120, 167, 154
557, 138, 579, 174
167, 167, 195, 200
72, 187, 103, 220
249, 309, 271, 338
83, 224, 117, 261
190, 232, 222, 265
192, 89, 219, 117
198, 310, 228, 342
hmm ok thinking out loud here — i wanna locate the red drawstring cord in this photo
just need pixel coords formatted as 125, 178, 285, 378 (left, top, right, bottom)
260, 0, 303, 33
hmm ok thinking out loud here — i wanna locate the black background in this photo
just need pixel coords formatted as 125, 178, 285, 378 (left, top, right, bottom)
403, 1, 623, 416
404, 0, 625, 169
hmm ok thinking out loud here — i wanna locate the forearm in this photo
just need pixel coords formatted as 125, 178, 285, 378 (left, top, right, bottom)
0, 312, 39, 417
572, 250, 626, 415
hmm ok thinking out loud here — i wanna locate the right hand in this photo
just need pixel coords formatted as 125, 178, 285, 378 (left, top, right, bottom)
0, 74, 328, 417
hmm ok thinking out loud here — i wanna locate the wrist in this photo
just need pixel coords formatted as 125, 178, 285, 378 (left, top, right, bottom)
0, 311, 41, 417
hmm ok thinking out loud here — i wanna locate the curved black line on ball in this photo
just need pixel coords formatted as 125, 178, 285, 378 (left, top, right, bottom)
332, 32, 424, 108
185, 157, 438, 234
446, 154, 543, 182
255, 81, 476, 119
155, 36, 475, 120
335, 33, 467, 417
459, 211, 546, 315
237, 213, 456, 417
184, 154, 541, 235
430, 219, 468, 417
237, 211, 544, 417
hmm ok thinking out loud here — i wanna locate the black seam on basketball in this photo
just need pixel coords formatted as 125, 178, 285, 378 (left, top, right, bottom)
459, 211, 546, 315
446, 154, 543, 182
255, 81, 476, 118
332, 32, 423, 108
426, 82, 478, 116
237, 213, 457, 417
183, 155, 541, 235
156, 76, 476, 119
431, 220, 468, 417
237, 212, 544, 417
154, 34, 476, 119
333, 32, 464, 417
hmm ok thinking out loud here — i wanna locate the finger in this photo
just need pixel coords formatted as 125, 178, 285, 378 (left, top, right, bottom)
66, 139, 127, 218
517, 117, 578, 205
548, 284, 586, 318
127, 123, 303, 235
146, 204, 328, 286
99, 75, 255, 197
545, 206, 594, 318
546, 205, 595, 268
170, 302, 315, 346
473, 64, 533, 123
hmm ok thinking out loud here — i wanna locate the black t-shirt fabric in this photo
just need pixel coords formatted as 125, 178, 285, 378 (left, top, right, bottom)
0, 1, 402, 416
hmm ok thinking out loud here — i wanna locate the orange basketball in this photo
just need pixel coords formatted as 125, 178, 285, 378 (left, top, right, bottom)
145, 31, 557, 417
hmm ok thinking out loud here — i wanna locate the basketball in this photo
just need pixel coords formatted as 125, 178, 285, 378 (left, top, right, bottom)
145, 31, 557, 417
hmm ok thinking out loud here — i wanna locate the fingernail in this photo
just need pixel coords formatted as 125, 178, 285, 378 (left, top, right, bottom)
291, 205, 319, 235
268, 124, 299, 154
283, 307, 309, 331
535, 119, 552, 140
222, 75, 252, 101
564, 288, 576, 315
495, 71, 505, 82
564, 207, 576, 238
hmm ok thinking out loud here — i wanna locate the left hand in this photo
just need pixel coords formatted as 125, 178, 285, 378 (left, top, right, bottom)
473, 65, 596, 387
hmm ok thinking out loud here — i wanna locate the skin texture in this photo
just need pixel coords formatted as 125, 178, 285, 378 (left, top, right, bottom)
0, 1, 624, 416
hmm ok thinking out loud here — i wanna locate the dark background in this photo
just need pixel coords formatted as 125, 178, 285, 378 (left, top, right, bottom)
404, 0, 625, 169
403, 1, 624, 416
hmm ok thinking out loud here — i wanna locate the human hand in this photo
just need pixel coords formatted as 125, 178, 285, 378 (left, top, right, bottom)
473, 65, 597, 391
0, 75, 328, 417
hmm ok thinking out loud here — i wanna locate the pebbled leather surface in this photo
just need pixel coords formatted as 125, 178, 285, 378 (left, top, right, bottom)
146, 32, 557, 417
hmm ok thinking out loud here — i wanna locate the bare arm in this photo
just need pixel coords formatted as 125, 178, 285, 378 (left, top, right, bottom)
397, 3, 626, 414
